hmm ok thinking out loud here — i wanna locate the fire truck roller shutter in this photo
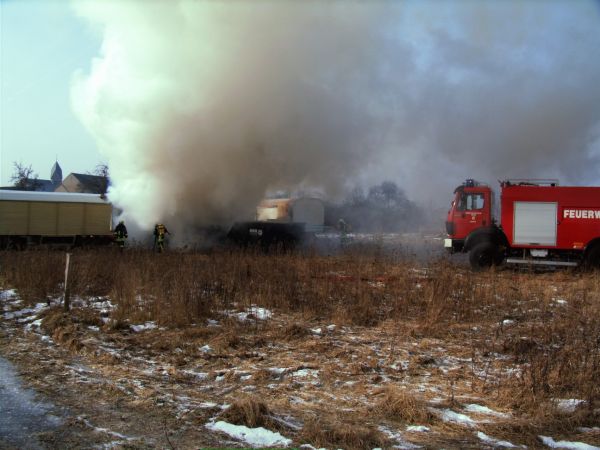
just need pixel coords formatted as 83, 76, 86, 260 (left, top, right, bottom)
513, 202, 557, 246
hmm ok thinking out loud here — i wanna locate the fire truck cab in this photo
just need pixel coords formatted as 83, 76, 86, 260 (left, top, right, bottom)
445, 179, 600, 270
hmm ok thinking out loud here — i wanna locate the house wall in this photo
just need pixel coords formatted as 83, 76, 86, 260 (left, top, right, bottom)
56, 174, 82, 193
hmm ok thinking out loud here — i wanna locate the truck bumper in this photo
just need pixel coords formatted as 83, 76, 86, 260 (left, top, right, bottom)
444, 238, 464, 254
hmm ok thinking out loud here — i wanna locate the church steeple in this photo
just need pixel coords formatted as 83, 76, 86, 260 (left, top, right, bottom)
51, 161, 62, 187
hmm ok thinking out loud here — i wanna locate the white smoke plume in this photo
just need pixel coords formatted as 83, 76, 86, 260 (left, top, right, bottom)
72, 0, 600, 231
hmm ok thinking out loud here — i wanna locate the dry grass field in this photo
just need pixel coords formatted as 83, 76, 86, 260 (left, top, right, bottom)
1, 245, 599, 449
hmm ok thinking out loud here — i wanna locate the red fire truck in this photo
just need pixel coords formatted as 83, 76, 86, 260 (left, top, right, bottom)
445, 179, 600, 270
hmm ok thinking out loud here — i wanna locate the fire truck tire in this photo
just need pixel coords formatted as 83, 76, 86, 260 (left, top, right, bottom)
584, 245, 600, 269
469, 242, 502, 271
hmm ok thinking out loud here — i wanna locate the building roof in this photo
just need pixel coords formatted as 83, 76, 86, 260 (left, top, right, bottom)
62, 172, 109, 194
37, 179, 56, 191
50, 161, 63, 186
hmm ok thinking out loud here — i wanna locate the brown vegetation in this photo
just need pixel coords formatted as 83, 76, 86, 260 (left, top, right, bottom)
1, 247, 599, 448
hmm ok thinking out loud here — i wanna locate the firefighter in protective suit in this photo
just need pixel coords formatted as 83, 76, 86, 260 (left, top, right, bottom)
153, 223, 170, 253
113, 220, 128, 249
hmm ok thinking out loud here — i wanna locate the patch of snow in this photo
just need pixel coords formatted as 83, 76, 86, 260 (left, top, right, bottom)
17, 314, 38, 323
181, 370, 209, 380
539, 435, 600, 449
87, 326, 100, 332
207, 319, 219, 326
437, 409, 476, 427
390, 361, 409, 371
89, 298, 116, 315
0, 288, 18, 296
578, 427, 600, 433
378, 425, 421, 449
311, 327, 322, 335
555, 399, 586, 413
502, 319, 515, 326
79, 416, 137, 442
24, 318, 43, 332
3, 302, 46, 320
198, 402, 218, 409
130, 322, 157, 332
326, 324, 336, 332
406, 426, 429, 432
206, 420, 292, 447
199, 344, 212, 353
292, 369, 319, 378
235, 307, 272, 321
477, 431, 522, 448
464, 404, 510, 418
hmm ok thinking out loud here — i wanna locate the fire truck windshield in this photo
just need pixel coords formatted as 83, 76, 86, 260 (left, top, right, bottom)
457, 193, 485, 211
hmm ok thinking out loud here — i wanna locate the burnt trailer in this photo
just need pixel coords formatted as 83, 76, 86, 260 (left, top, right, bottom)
228, 197, 325, 249
0, 191, 114, 249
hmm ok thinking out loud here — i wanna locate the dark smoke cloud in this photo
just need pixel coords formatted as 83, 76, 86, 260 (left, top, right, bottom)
71, 0, 600, 231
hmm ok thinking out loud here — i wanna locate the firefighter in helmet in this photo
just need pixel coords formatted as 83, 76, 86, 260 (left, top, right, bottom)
113, 220, 128, 249
153, 223, 170, 253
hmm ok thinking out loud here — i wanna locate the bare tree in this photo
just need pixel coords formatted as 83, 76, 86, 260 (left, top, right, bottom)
11, 162, 41, 191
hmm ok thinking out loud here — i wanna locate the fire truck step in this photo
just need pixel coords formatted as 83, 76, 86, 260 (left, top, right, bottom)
505, 258, 578, 267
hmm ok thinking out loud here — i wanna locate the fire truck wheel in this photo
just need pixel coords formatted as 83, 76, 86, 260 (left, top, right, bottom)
584, 245, 600, 270
469, 242, 501, 271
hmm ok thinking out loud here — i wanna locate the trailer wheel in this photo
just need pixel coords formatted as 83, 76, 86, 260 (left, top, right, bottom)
469, 242, 502, 271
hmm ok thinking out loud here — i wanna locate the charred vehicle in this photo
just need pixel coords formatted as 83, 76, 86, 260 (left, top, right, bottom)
228, 197, 325, 249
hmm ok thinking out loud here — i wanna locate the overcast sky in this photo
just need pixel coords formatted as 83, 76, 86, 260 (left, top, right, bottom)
1, 0, 599, 225
0, 0, 101, 185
